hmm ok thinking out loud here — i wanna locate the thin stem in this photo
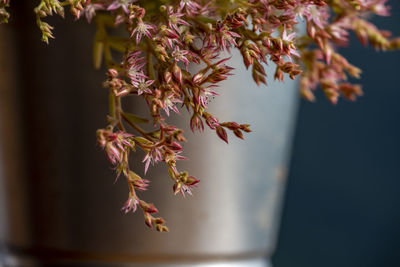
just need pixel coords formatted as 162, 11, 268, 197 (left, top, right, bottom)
115, 96, 126, 132
121, 112, 154, 141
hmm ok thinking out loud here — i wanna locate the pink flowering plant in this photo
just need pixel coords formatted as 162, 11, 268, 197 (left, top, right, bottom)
1, 0, 399, 232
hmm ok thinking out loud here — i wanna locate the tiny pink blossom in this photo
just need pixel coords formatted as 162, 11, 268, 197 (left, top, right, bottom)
143, 146, 163, 174
171, 46, 189, 68
97, 129, 134, 165
282, 28, 300, 59
371, 0, 390, 16
190, 114, 204, 132
83, 2, 104, 23
107, 0, 134, 14
132, 78, 154, 95
204, 114, 219, 130
121, 194, 139, 213
132, 178, 150, 191
166, 6, 190, 33
198, 85, 219, 108
213, 22, 241, 52
126, 51, 147, 82
162, 93, 182, 116
179, 0, 201, 15
303, 5, 330, 29
131, 21, 155, 44
176, 176, 199, 197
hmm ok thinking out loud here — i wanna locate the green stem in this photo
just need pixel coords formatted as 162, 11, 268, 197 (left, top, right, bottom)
121, 113, 154, 141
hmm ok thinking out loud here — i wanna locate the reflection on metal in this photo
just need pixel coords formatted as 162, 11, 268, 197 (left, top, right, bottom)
0, 7, 298, 267
3, 253, 270, 267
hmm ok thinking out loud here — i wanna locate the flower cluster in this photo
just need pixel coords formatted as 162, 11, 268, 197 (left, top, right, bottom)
3, 0, 398, 231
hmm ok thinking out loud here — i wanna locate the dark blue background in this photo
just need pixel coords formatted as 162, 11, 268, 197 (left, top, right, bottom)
273, 1, 400, 267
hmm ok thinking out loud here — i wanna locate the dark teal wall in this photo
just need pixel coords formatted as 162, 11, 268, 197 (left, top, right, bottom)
274, 1, 400, 267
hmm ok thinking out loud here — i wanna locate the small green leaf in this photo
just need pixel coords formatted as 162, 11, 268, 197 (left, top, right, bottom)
108, 36, 129, 52
123, 113, 150, 124
134, 137, 152, 145
93, 40, 104, 69
128, 171, 142, 181
109, 91, 115, 118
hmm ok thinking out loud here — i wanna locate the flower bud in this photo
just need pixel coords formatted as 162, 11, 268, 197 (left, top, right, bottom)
173, 182, 182, 195
216, 126, 228, 144
107, 69, 118, 78
140, 201, 158, 214
192, 73, 203, 84
172, 63, 182, 84
164, 71, 172, 84
144, 212, 153, 228
240, 124, 252, 133
233, 129, 244, 140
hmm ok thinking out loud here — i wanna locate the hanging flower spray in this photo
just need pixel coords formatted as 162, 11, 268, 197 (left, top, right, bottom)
1, 0, 399, 231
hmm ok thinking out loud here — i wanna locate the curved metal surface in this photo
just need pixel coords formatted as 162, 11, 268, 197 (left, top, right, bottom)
0, 4, 298, 266
2, 253, 270, 267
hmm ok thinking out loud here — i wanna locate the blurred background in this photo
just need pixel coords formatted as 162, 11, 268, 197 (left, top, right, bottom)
273, 1, 400, 267
1, 1, 400, 266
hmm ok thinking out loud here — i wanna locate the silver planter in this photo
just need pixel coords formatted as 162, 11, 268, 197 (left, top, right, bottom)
0, 9, 298, 267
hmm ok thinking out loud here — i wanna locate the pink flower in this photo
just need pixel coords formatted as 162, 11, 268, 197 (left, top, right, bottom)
143, 145, 163, 174
370, 0, 390, 16
121, 194, 139, 213
328, 19, 351, 43
107, 0, 134, 14
162, 93, 182, 116
213, 22, 241, 52
203, 113, 219, 130
190, 114, 204, 132
303, 5, 330, 29
171, 46, 189, 67
105, 142, 122, 164
282, 28, 300, 59
129, 171, 151, 191
166, 6, 190, 33
131, 21, 155, 44
97, 129, 134, 165
132, 78, 154, 95
198, 85, 218, 108
174, 176, 200, 197
179, 0, 201, 15
83, 2, 104, 23
126, 51, 147, 82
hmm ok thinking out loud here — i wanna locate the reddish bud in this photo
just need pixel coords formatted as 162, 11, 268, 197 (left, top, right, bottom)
173, 182, 182, 195
172, 64, 182, 84
168, 141, 183, 151
192, 73, 203, 84
240, 124, 252, 133
274, 67, 284, 82
164, 71, 172, 84
233, 129, 244, 140
107, 69, 118, 78
254, 62, 266, 76
307, 23, 316, 38
242, 51, 253, 69
153, 217, 165, 225
190, 114, 204, 132
185, 176, 199, 186
140, 200, 159, 213
144, 212, 153, 228
216, 126, 228, 144
324, 88, 339, 105
223, 121, 240, 130
268, 15, 281, 25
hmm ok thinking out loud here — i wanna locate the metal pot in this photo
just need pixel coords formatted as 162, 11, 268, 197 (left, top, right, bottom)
0, 4, 298, 266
